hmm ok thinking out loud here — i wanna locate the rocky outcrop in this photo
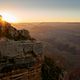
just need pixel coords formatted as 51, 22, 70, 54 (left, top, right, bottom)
0, 40, 43, 80
0, 16, 43, 80
0, 40, 43, 57
0, 21, 31, 40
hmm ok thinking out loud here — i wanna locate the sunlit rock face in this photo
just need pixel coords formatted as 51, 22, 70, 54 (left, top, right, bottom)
0, 20, 43, 80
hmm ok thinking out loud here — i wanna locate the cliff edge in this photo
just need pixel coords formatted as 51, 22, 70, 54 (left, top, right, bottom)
0, 15, 43, 80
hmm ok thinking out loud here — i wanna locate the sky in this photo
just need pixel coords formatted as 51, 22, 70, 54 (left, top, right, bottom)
0, 0, 80, 22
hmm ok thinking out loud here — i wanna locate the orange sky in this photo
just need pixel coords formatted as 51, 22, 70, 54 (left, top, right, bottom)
0, 0, 80, 23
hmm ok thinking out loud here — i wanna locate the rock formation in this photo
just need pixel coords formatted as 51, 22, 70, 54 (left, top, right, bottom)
0, 16, 31, 41
0, 15, 43, 80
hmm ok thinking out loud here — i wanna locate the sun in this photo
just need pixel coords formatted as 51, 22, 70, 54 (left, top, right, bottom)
1, 12, 17, 23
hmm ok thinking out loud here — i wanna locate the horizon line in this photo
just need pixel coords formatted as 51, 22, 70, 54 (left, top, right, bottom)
11, 21, 80, 24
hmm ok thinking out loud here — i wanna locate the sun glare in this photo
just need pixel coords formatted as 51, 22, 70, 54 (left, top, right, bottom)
1, 12, 17, 23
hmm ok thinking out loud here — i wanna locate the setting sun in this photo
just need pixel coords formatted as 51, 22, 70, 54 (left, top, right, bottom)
1, 12, 17, 23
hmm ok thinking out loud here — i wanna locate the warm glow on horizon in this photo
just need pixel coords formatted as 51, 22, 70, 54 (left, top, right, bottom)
0, 12, 80, 23
18, 18, 80, 23
0, 0, 80, 23
0, 12, 17, 23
